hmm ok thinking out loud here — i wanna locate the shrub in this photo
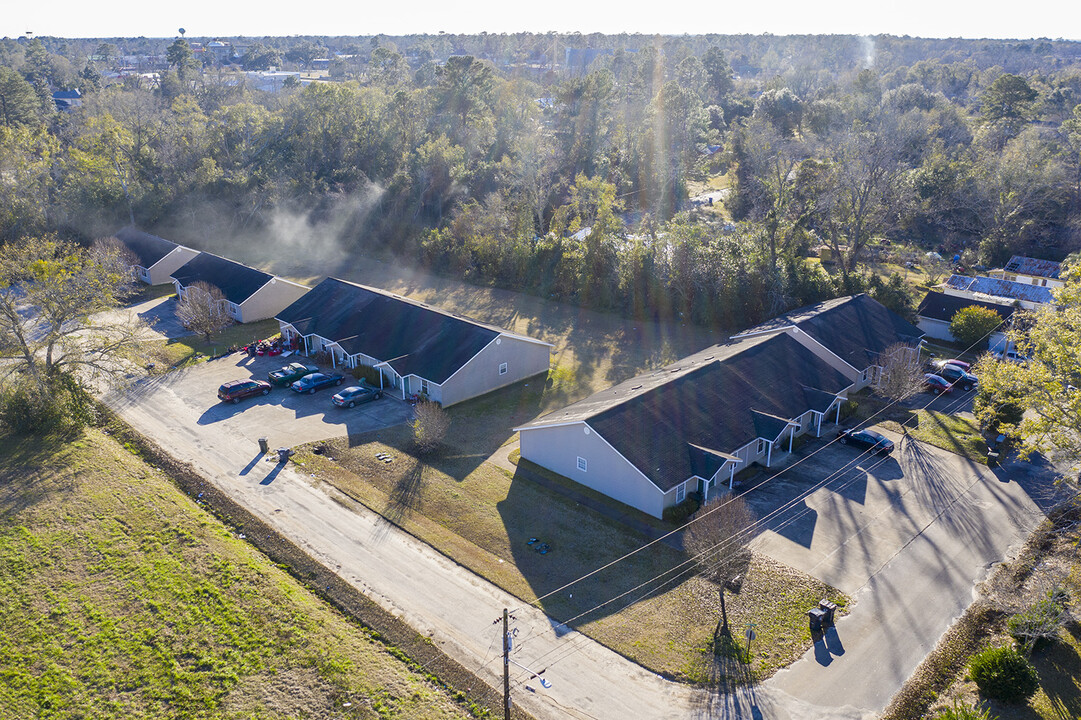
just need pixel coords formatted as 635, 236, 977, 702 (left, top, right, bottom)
1007, 587, 1068, 652
973, 386, 1025, 431
0, 373, 94, 436
933, 700, 995, 720
412, 401, 449, 456
662, 493, 702, 525
349, 364, 384, 387
949, 306, 1004, 349
966, 645, 1039, 702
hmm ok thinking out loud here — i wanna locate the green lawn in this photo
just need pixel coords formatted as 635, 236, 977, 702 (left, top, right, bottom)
151, 318, 283, 369
297, 382, 847, 684
882, 409, 989, 465
0, 428, 477, 719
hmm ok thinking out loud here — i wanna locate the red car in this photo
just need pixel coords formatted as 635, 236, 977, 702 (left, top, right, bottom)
218, 379, 272, 404
923, 373, 953, 395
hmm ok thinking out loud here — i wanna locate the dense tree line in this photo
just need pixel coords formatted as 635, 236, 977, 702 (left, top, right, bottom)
1, 33, 1079, 329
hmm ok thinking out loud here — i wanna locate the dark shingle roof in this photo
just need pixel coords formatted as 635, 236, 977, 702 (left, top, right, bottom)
943, 275, 1055, 305
741, 294, 924, 370
916, 291, 1016, 324
521, 332, 852, 491
170, 253, 273, 304
276, 278, 509, 384
115, 227, 179, 268
1004, 256, 1062, 279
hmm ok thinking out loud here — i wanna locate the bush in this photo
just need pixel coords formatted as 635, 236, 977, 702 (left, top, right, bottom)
412, 401, 449, 456
933, 700, 995, 720
0, 374, 94, 436
966, 645, 1039, 702
1007, 587, 1068, 651
973, 386, 1025, 431
949, 306, 1004, 349
662, 492, 702, 525
349, 364, 384, 387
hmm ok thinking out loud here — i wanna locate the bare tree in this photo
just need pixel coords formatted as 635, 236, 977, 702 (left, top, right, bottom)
684, 496, 757, 639
0, 237, 149, 389
872, 342, 926, 401
412, 401, 450, 455
175, 281, 234, 342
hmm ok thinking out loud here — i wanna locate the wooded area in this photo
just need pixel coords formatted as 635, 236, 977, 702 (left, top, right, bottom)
2, 32, 1080, 328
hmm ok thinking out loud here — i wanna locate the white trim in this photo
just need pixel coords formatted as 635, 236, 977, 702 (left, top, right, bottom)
576, 456, 587, 472
499, 362, 508, 376
514, 419, 585, 432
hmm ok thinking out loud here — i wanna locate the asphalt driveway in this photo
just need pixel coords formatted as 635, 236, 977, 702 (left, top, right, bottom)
744, 426, 1050, 715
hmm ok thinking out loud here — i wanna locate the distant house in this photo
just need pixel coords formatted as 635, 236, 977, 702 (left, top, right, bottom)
170, 253, 309, 323
737, 294, 925, 390
988, 255, 1064, 290
52, 89, 82, 111
114, 227, 199, 285
276, 278, 552, 407
516, 332, 854, 519
916, 291, 1015, 346
941, 274, 1054, 310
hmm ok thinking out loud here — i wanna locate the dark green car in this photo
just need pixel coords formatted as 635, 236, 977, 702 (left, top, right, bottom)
267, 362, 320, 386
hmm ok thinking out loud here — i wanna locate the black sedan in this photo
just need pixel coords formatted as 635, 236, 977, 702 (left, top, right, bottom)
332, 384, 384, 408
290, 372, 345, 394
934, 363, 978, 391
837, 428, 895, 455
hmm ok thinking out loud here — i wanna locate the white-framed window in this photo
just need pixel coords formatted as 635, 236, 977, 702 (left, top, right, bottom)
675, 483, 686, 503
421, 379, 430, 394
576, 456, 587, 472
756, 438, 767, 455
499, 362, 508, 376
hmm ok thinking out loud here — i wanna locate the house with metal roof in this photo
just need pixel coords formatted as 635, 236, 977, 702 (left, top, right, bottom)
114, 227, 200, 285
515, 331, 854, 519
169, 253, 309, 323
735, 294, 925, 391
989, 256, 1064, 290
276, 278, 552, 407
916, 291, 1015, 346
941, 274, 1054, 310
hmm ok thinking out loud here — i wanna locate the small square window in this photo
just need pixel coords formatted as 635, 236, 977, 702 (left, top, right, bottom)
576, 456, 587, 472
499, 362, 508, 375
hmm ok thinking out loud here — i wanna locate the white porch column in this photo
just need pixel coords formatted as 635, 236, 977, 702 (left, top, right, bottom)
766, 442, 773, 467
835, 401, 841, 424
788, 425, 795, 453
816, 412, 823, 437
729, 464, 735, 490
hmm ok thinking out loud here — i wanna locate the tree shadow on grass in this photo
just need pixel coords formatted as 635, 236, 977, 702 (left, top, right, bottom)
688, 629, 769, 719
0, 431, 78, 521
383, 458, 425, 525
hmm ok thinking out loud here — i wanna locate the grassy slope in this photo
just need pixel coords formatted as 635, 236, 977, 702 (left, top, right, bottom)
0, 428, 474, 720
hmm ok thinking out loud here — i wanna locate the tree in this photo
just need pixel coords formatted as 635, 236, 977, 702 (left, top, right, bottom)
0, 237, 146, 398
175, 281, 234, 342
684, 496, 757, 639
949, 305, 1004, 349
166, 38, 197, 81
872, 343, 925, 400
981, 73, 1037, 135
973, 268, 1081, 478
0, 66, 44, 127
702, 46, 733, 104
412, 401, 449, 455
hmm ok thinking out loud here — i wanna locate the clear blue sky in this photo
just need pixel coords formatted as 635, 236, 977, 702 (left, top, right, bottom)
3, 0, 1078, 40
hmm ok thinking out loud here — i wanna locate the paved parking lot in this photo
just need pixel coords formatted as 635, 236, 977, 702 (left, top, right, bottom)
122, 352, 414, 453
747, 425, 1050, 713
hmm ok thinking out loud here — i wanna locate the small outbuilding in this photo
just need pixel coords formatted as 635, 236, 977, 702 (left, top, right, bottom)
170, 252, 309, 323
276, 278, 552, 407
114, 227, 200, 286
916, 291, 1015, 345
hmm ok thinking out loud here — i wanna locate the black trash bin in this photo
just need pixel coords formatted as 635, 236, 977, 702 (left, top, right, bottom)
808, 607, 827, 632
258, 437, 269, 454
818, 599, 838, 625
277, 447, 292, 463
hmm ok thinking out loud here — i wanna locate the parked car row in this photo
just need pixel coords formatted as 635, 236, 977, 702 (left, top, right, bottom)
923, 358, 980, 394
218, 362, 385, 409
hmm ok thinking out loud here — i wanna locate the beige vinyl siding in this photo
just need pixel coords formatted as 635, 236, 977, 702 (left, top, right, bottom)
237, 278, 310, 323
146, 246, 199, 285
519, 423, 666, 519
438, 335, 551, 407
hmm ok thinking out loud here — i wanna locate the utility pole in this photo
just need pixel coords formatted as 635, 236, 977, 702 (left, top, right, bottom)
503, 608, 511, 720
